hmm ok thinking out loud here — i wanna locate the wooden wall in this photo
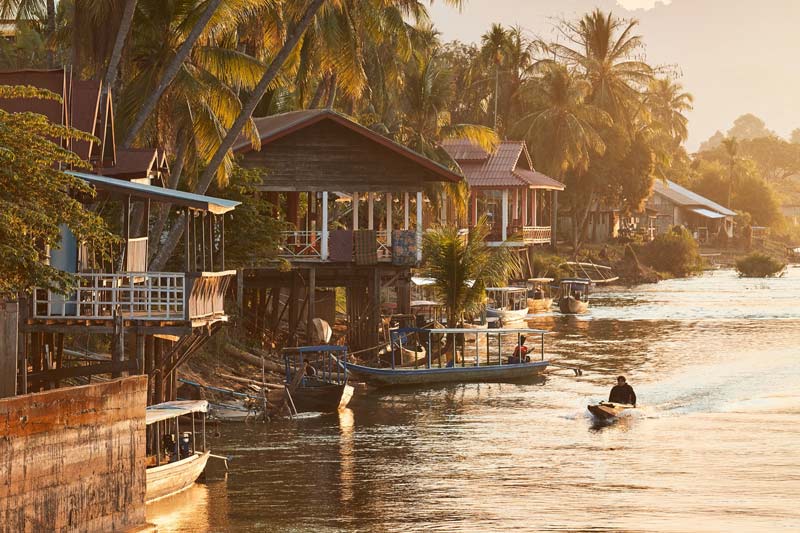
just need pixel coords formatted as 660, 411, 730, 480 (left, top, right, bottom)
0, 300, 17, 398
0, 376, 149, 532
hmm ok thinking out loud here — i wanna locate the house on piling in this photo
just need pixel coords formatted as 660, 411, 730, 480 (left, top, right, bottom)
232, 109, 463, 353
0, 68, 238, 404
440, 139, 564, 247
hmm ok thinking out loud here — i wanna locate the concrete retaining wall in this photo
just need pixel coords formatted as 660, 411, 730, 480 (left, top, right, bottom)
0, 376, 148, 532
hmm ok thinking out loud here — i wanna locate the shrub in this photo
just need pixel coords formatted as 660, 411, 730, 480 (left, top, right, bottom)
643, 226, 703, 277
735, 253, 786, 277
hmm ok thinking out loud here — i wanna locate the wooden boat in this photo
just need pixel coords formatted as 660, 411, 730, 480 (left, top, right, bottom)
559, 261, 619, 284
486, 287, 529, 322
525, 278, 554, 313
283, 345, 353, 413
145, 400, 211, 503
557, 278, 591, 314
587, 401, 634, 421
346, 327, 551, 386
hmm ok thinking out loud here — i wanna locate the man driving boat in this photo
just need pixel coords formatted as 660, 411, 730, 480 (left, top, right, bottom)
608, 376, 636, 406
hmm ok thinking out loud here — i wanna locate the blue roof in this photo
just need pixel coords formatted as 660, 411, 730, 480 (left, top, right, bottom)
653, 180, 736, 217
69, 171, 240, 214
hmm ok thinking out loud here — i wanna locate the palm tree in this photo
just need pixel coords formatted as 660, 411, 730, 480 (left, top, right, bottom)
549, 9, 653, 123
421, 217, 519, 332
480, 23, 508, 130
646, 77, 693, 145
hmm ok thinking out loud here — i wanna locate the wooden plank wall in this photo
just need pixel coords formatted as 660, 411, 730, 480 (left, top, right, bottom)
0, 376, 149, 532
0, 300, 18, 398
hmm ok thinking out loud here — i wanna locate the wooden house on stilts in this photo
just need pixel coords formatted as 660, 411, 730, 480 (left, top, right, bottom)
233, 109, 463, 353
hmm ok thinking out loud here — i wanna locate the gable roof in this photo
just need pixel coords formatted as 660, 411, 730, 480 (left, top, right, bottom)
233, 109, 461, 183
653, 179, 736, 217
441, 139, 564, 190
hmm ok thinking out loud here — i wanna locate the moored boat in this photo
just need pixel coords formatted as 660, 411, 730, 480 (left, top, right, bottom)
525, 278, 554, 313
587, 401, 634, 421
486, 287, 529, 322
557, 278, 591, 314
145, 400, 211, 503
283, 345, 353, 413
345, 327, 551, 386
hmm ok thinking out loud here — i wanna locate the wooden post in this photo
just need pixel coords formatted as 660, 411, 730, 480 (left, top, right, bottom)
513, 188, 519, 223
307, 267, 316, 344
368, 192, 374, 230
321, 191, 329, 260
352, 191, 359, 230
385, 192, 392, 246
404, 192, 409, 230
0, 299, 18, 398
18, 296, 27, 394
416, 191, 423, 262
236, 269, 244, 320
184, 208, 191, 271
532, 189, 538, 226
501, 189, 509, 241
522, 187, 529, 227
550, 190, 558, 248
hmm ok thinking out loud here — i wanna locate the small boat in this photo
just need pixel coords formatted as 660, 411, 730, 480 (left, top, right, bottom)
145, 400, 211, 503
587, 401, 634, 421
345, 327, 551, 386
283, 345, 353, 413
559, 261, 619, 284
486, 287, 529, 322
525, 278, 554, 313
557, 278, 591, 314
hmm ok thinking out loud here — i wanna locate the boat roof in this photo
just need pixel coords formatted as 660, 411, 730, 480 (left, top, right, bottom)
527, 277, 554, 282
560, 278, 591, 284
421, 327, 550, 335
411, 300, 443, 307
146, 400, 208, 425
486, 286, 527, 292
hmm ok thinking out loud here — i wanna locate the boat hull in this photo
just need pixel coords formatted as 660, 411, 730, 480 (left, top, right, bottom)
558, 296, 588, 314
527, 297, 553, 313
345, 360, 549, 386
486, 307, 530, 322
291, 383, 354, 413
587, 402, 633, 420
146, 451, 210, 503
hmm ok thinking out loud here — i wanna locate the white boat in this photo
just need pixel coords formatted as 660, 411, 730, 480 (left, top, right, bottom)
557, 278, 591, 314
145, 400, 211, 503
486, 287, 529, 322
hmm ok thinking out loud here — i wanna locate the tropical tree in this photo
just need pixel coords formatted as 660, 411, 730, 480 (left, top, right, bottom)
421, 217, 519, 330
646, 77, 693, 146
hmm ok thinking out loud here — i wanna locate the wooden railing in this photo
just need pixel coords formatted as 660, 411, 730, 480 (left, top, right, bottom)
33, 271, 234, 321
278, 230, 322, 259
522, 226, 552, 244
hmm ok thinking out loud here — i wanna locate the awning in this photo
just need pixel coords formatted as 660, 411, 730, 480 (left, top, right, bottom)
146, 400, 209, 425
691, 207, 727, 220
69, 171, 240, 215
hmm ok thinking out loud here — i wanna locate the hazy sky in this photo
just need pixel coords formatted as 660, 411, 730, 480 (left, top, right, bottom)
428, 0, 800, 150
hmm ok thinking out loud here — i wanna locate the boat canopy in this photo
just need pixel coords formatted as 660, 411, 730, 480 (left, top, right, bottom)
146, 400, 209, 425
527, 278, 554, 283
412, 276, 475, 288
560, 278, 591, 285
486, 286, 527, 292
411, 300, 443, 307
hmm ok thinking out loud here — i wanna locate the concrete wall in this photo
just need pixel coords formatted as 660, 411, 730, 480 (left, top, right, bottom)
0, 376, 148, 532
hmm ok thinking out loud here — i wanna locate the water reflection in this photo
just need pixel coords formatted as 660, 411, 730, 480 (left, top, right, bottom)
148, 269, 800, 531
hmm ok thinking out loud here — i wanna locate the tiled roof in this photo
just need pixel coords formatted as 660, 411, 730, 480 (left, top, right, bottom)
233, 109, 462, 182
653, 179, 736, 217
442, 139, 564, 190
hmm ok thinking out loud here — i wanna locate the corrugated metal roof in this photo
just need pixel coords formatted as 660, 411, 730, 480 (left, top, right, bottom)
442, 139, 564, 190
233, 109, 462, 183
653, 180, 736, 217
691, 207, 726, 219
69, 171, 240, 215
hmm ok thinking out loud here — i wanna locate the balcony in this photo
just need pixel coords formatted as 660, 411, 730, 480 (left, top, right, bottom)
32, 271, 234, 322
522, 226, 552, 245
278, 229, 408, 262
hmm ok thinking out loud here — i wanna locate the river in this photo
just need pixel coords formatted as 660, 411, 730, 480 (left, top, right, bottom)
148, 268, 800, 532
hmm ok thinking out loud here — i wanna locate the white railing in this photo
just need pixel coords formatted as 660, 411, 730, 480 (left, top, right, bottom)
376, 230, 391, 259
33, 272, 186, 320
523, 226, 552, 244
278, 230, 322, 259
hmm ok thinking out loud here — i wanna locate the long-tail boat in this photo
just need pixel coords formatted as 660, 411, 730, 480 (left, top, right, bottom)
344, 327, 551, 386
145, 400, 211, 503
557, 278, 591, 314
283, 346, 354, 413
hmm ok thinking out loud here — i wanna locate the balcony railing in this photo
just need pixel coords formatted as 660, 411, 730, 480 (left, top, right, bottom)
522, 226, 552, 244
33, 271, 234, 322
278, 230, 322, 259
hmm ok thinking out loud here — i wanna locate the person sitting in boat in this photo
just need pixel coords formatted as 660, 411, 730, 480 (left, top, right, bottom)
608, 376, 636, 406
508, 337, 531, 364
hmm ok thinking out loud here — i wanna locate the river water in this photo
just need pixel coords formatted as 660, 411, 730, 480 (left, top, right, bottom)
148, 268, 800, 532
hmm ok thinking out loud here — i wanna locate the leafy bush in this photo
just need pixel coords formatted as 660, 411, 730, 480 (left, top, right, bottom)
643, 226, 703, 277
735, 253, 786, 277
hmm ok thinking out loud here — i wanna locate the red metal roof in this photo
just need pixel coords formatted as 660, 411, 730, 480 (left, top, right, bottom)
233, 109, 462, 183
103, 148, 158, 179
442, 139, 564, 190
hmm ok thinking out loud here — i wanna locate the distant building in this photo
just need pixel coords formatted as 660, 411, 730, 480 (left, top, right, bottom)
781, 205, 800, 226
648, 179, 736, 243
441, 139, 564, 246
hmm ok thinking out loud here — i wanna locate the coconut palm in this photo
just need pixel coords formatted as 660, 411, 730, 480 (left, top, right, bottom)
480, 23, 508, 129
421, 217, 519, 330
549, 9, 652, 122
646, 77, 693, 145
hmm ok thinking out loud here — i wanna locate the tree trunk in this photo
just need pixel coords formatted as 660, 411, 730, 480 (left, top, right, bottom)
573, 190, 595, 254
149, 0, 326, 270
325, 72, 337, 109
308, 78, 325, 108
122, 0, 223, 149
45, 0, 55, 67
148, 130, 190, 263
103, 0, 138, 106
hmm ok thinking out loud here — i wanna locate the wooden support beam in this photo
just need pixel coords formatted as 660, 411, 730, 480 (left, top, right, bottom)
307, 267, 316, 344
352, 191, 359, 230
386, 192, 392, 246
368, 192, 375, 230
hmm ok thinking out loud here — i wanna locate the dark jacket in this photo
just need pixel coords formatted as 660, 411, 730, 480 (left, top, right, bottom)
609, 383, 636, 405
